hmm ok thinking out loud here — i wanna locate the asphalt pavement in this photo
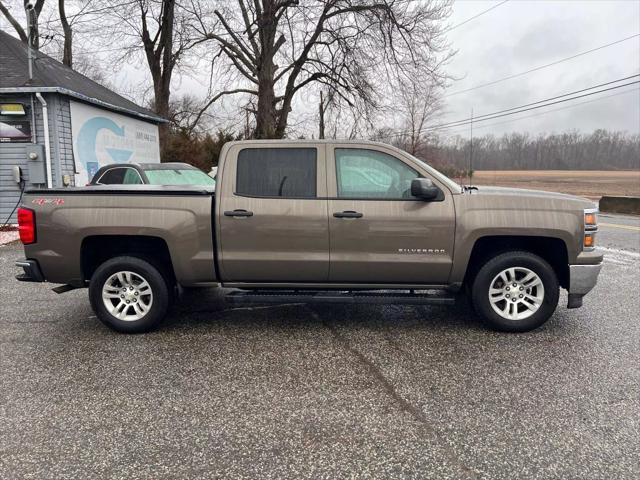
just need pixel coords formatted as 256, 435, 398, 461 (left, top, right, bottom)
1, 214, 638, 479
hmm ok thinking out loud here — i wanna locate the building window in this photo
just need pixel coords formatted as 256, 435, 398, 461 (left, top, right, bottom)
0, 103, 31, 143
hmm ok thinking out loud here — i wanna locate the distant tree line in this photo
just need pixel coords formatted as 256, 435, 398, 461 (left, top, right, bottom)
407, 129, 640, 171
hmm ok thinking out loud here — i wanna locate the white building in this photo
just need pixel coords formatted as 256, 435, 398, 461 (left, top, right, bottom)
0, 30, 165, 222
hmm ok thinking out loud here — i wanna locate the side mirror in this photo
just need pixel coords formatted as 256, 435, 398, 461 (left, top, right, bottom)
411, 178, 440, 200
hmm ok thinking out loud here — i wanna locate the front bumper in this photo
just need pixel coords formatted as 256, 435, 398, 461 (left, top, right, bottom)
569, 263, 603, 295
15, 259, 45, 282
567, 262, 602, 308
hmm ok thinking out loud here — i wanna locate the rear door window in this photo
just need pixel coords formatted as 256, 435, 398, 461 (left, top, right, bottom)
236, 148, 317, 198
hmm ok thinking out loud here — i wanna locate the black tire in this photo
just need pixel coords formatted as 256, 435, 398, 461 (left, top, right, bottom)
89, 256, 170, 333
471, 251, 559, 333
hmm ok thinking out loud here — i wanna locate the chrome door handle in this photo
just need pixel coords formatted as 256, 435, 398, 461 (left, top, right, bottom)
224, 209, 254, 217
333, 211, 363, 218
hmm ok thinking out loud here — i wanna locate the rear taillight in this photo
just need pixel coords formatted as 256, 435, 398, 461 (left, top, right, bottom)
17, 208, 36, 244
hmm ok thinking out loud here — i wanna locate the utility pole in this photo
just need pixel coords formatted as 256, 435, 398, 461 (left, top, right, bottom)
469, 107, 474, 187
26, 4, 34, 82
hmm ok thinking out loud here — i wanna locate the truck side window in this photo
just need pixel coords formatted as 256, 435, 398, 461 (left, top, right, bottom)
335, 148, 418, 199
236, 148, 317, 198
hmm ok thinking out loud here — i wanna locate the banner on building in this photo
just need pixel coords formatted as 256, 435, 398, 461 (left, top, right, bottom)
70, 101, 160, 185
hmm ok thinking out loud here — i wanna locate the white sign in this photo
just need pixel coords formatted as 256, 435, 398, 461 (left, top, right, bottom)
70, 101, 160, 185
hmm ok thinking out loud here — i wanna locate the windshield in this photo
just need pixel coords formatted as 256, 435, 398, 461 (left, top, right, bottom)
144, 168, 215, 186
407, 154, 462, 193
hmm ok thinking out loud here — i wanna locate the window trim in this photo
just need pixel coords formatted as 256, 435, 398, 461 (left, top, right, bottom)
232, 193, 433, 201
96, 166, 144, 185
234, 146, 319, 199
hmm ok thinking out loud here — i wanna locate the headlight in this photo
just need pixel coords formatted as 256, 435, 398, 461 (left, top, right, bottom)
583, 233, 595, 248
584, 212, 597, 228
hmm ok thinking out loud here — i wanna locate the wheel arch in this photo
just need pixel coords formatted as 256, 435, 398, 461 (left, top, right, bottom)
81, 235, 176, 286
462, 235, 569, 290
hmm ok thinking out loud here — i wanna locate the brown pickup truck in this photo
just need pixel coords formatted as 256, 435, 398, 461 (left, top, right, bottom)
15, 140, 602, 333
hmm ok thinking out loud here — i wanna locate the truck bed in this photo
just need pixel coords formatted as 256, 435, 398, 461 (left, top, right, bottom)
21, 186, 217, 286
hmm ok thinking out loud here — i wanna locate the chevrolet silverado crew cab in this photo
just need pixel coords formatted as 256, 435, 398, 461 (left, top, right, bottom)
15, 140, 602, 333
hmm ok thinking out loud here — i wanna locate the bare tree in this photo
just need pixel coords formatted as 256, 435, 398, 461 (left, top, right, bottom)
396, 79, 443, 155
0, 1, 27, 43
190, 0, 452, 139
58, 0, 72, 66
318, 90, 326, 139
138, 0, 176, 149
0, 0, 44, 47
83, 0, 211, 153
318, 90, 337, 139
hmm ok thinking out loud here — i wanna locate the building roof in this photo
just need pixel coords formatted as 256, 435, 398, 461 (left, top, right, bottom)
0, 30, 165, 123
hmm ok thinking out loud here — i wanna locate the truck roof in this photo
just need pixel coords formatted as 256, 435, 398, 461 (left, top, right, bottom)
224, 139, 396, 147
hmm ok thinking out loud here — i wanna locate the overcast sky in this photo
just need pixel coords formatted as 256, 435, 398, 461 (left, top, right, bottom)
2, 0, 637, 138
170, 0, 640, 138
440, 0, 640, 137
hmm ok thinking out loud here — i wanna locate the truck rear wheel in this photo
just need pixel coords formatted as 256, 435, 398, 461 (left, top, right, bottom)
89, 256, 169, 333
471, 251, 559, 332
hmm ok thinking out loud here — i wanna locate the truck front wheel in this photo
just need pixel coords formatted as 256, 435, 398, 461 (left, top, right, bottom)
89, 256, 169, 333
471, 251, 559, 332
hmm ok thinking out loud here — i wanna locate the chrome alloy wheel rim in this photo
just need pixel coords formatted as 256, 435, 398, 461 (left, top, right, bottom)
488, 267, 544, 321
102, 271, 153, 321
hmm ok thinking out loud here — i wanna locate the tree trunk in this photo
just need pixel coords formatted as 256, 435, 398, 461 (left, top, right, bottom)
154, 76, 171, 159
318, 90, 325, 139
254, 0, 282, 139
255, 58, 278, 139
141, 0, 175, 159
59, 0, 72, 67
0, 2, 27, 43
274, 90, 293, 138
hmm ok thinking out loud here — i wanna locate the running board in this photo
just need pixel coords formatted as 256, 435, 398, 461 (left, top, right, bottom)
225, 289, 456, 306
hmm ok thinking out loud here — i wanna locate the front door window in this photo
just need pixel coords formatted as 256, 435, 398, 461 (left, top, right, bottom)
335, 148, 418, 199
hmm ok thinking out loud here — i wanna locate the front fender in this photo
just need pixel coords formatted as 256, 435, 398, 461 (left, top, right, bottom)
450, 198, 584, 284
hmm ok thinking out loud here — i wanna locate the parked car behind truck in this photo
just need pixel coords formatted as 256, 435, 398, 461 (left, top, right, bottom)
15, 140, 602, 333
90, 162, 215, 186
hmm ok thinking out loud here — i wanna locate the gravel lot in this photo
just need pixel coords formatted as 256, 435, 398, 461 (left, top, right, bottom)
1, 215, 638, 479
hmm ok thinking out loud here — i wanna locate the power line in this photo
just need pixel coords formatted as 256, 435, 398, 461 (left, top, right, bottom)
444, 33, 640, 98
425, 79, 640, 132
387, 78, 640, 139
440, 74, 639, 126
445, 0, 510, 32
439, 87, 640, 136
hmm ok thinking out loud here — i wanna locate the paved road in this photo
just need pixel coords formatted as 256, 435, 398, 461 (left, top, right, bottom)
1, 214, 638, 479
